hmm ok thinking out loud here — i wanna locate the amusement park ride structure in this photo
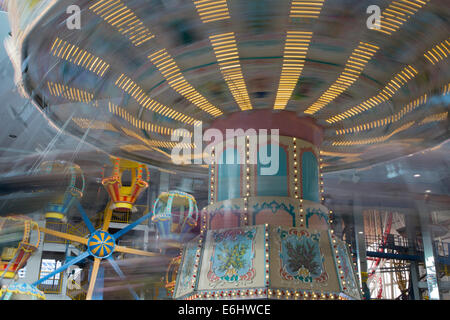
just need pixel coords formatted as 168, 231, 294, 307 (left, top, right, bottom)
0, 0, 448, 300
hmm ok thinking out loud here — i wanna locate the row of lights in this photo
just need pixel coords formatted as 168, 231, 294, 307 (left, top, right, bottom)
304, 42, 379, 115
120, 126, 174, 152
120, 144, 152, 153
335, 94, 427, 135
192, 2, 248, 114
210, 147, 216, 205
148, 48, 223, 117
89, 0, 155, 47
418, 111, 448, 125
265, 224, 270, 286
373, 0, 431, 36
319, 157, 325, 203
193, 0, 231, 24
333, 231, 360, 296
327, 65, 418, 124
46, 81, 96, 106
331, 231, 348, 292
243, 137, 251, 225
274, 31, 313, 110
289, 0, 326, 19
331, 121, 415, 146
115, 74, 199, 126
293, 138, 300, 199
187, 289, 345, 300
209, 32, 253, 111
108, 101, 184, 137
50, 37, 110, 77
423, 37, 450, 65
120, 126, 193, 161
118, 129, 192, 149
189, 223, 206, 290
72, 117, 119, 132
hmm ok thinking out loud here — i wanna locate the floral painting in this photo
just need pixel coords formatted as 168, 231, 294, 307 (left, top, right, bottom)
207, 228, 256, 286
278, 228, 328, 283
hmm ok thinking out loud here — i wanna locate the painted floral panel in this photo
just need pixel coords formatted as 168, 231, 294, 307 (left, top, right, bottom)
207, 228, 257, 286
278, 228, 328, 283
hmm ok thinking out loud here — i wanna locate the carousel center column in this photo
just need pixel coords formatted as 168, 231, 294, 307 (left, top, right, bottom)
204, 110, 330, 231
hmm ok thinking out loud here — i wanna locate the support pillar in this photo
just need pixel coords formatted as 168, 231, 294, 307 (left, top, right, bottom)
405, 213, 420, 300
416, 201, 440, 300
353, 199, 370, 299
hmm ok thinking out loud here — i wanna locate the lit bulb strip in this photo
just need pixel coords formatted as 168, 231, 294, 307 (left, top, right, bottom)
243, 136, 251, 225
47, 81, 97, 106
193, 0, 230, 23
319, 156, 324, 203
120, 144, 152, 152
289, 0, 325, 19
331, 121, 414, 146
274, 31, 313, 110
304, 42, 379, 115
50, 38, 110, 77
210, 146, 215, 205
326, 65, 418, 123
374, 0, 430, 36
418, 111, 448, 125
89, 0, 155, 47
72, 117, 118, 132
185, 289, 344, 300
115, 74, 200, 125
209, 32, 253, 111
148, 49, 223, 117
293, 138, 299, 200
120, 126, 192, 151
108, 101, 189, 137
120, 138, 192, 150
423, 38, 450, 65
335, 94, 427, 135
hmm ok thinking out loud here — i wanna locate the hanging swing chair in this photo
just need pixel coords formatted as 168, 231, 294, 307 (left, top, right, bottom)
0, 216, 40, 279
151, 191, 199, 242
102, 157, 149, 212
0, 282, 45, 300
40, 161, 85, 221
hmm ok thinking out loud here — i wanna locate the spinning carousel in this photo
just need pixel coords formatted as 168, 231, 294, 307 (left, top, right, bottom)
3, 0, 449, 300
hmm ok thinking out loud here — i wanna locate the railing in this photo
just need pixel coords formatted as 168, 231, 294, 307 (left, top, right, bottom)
365, 234, 450, 260
43, 221, 68, 244
96, 204, 150, 227
66, 279, 88, 300
43, 221, 89, 252
365, 234, 423, 254
37, 275, 63, 294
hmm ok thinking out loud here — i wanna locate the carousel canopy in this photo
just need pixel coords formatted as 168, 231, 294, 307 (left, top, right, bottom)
4, 0, 449, 173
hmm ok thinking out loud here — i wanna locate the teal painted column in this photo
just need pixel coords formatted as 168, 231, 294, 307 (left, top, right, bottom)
301, 151, 319, 202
